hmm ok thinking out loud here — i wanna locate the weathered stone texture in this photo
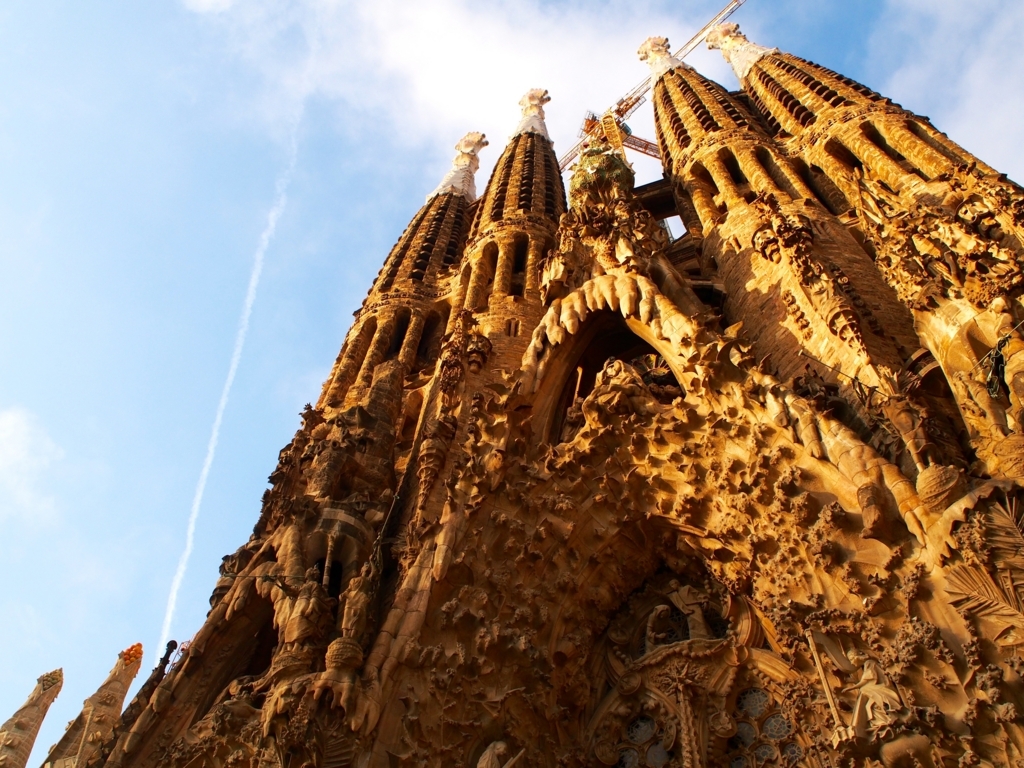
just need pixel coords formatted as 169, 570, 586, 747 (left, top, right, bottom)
11, 20, 1024, 768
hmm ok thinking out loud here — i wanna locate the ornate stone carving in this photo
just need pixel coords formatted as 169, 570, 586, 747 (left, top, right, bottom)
705, 23, 779, 82
514, 89, 551, 140
428, 131, 489, 202
21, 28, 1024, 768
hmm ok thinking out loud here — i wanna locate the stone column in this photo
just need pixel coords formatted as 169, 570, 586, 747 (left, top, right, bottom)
881, 121, 955, 180
525, 235, 545, 292
399, 313, 426, 369
735, 146, 788, 200
355, 318, 396, 391
706, 154, 746, 210
464, 251, 495, 310
493, 237, 515, 298
324, 319, 377, 407
843, 130, 914, 192
679, 178, 716, 229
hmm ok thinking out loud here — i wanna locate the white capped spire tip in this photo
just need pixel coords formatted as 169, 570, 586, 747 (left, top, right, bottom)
428, 131, 488, 202
706, 23, 778, 82
514, 88, 552, 140
638, 36, 688, 80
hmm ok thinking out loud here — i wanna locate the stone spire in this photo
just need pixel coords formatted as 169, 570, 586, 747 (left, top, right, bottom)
705, 22, 778, 81
43, 645, 143, 768
637, 36, 688, 81
0, 669, 63, 768
427, 131, 489, 202
319, 129, 485, 409
468, 90, 565, 242
512, 89, 551, 140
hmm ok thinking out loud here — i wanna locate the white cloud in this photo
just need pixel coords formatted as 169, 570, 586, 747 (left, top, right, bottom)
180, 0, 737, 184
875, 0, 1024, 182
0, 407, 63, 519
184, 0, 234, 12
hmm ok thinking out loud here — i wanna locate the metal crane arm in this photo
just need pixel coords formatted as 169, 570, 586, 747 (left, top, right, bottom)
557, 0, 748, 172
613, 0, 747, 122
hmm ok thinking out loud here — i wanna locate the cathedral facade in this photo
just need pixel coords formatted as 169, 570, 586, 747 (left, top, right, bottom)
8, 21, 1024, 768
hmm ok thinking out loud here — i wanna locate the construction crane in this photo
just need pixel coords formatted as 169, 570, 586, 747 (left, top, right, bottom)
558, 0, 748, 172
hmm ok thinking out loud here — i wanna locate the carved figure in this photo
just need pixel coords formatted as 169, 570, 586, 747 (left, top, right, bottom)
844, 649, 903, 738
666, 581, 712, 640
476, 741, 524, 768
281, 566, 333, 648
339, 561, 377, 640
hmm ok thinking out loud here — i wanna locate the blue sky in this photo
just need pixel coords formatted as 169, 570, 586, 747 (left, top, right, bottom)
2, 0, 1023, 761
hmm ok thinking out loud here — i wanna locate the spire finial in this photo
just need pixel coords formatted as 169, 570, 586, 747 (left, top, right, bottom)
706, 23, 778, 81
514, 89, 552, 140
428, 131, 489, 203
638, 37, 688, 81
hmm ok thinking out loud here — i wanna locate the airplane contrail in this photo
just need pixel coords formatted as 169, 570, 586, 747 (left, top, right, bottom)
158, 132, 299, 653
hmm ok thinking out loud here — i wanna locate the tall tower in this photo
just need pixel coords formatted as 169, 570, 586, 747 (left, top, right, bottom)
0, 669, 62, 768
20, 17, 1024, 768
708, 22, 1024, 478
642, 36, 965, 493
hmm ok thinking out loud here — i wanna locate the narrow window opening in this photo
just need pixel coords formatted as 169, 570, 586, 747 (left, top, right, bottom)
474, 243, 499, 310
396, 391, 423, 453
386, 310, 411, 360
904, 120, 966, 167
825, 139, 863, 174
755, 69, 816, 128
672, 78, 720, 133
790, 158, 850, 215
314, 558, 347, 599
415, 309, 448, 370
690, 162, 725, 214
353, 317, 377, 365
542, 146, 561, 219
441, 198, 468, 269
862, 122, 928, 180
489, 136, 521, 222
380, 205, 429, 291
721, 150, 756, 203
517, 136, 536, 212
721, 150, 748, 186
510, 236, 528, 298
746, 86, 785, 137
506, 319, 521, 337
755, 147, 799, 200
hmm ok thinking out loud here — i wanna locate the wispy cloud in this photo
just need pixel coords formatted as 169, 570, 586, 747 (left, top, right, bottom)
158, 121, 302, 651
0, 407, 63, 519
181, 0, 735, 181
